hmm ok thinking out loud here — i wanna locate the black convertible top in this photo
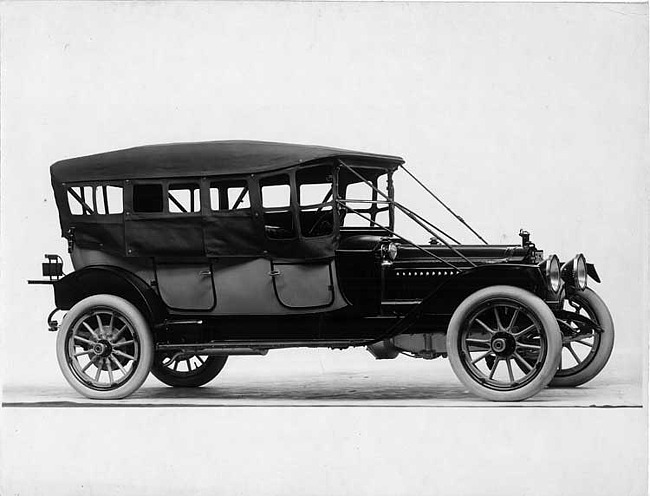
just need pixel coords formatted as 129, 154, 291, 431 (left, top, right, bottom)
51, 140, 404, 183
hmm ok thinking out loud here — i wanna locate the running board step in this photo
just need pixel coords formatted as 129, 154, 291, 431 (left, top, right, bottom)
156, 345, 268, 356
155, 339, 363, 353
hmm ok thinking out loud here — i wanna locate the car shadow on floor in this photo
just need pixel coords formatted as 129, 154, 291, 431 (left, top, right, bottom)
141, 383, 470, 401
136, 375, 578, 403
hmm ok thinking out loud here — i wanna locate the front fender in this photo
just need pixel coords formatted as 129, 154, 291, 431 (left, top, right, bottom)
419, 263, 547, 315
587, 263, 601, 284
379, 264, 547, 338
53, 265, 167, 324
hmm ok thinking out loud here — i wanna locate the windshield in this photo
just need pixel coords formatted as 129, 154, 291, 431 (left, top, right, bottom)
338, 166, 393, 229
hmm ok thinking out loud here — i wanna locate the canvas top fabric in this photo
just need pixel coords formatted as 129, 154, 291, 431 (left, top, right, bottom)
51, 140, 404, 183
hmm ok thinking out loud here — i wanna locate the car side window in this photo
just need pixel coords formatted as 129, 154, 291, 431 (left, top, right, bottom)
210, 180, 251, 211
297, 166, 334, 238
99, 186, 124, 214
168, 183, 200, 214
133, 184, 163, 213
260, 175, 295, 239
67, 184, 123, 215
261, 181, 290, 208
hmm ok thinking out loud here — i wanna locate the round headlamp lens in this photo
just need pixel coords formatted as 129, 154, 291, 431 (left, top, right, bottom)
574, 253, 587, 290
546, 255, 561, 293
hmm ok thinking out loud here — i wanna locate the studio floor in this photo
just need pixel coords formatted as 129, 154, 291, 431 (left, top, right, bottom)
2, 348, 646, 496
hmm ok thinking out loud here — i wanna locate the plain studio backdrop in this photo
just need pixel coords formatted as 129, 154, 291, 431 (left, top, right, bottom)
0, 2, 648, 496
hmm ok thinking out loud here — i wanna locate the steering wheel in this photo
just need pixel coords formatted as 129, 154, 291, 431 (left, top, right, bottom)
307, 211, 333, 236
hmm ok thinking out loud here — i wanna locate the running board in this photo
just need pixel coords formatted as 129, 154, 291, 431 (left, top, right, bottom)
382, 299, 422, 307
156, 339, 363, 353
154, 319, 203, 328
156, 345, 268, 356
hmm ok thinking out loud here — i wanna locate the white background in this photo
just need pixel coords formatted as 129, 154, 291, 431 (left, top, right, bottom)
0, 2, 648, 495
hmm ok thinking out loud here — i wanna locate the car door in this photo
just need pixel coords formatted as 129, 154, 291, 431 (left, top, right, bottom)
155, 261, 216, 311
259, 167, 337, 309
270, 260, 334, 309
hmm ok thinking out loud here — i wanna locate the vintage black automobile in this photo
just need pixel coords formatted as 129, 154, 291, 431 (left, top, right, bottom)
30, 141, 614, 401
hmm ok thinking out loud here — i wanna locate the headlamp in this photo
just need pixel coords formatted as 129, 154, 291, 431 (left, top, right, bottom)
540, 255, 561, 293
561, 253, 588, 291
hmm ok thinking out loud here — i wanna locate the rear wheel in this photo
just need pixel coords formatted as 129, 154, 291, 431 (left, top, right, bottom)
151, 353, 228, 387
550, 288, 614, 387
447, 286, 562, 401
56, 295, 154, 400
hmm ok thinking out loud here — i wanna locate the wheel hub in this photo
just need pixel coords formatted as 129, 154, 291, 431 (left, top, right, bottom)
491, 332, 516, 358
93, 339, 113, 358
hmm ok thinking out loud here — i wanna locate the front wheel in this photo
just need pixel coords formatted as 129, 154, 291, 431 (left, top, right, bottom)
549, 288, 614, 387
56, 295, 154, 400
446, 286, 562, 402
151, 353, 228, 387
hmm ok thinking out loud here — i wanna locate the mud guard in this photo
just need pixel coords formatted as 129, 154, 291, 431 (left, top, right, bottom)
377, 264, 547, 339
586, 263, 601, 283
53, 266, 167, 325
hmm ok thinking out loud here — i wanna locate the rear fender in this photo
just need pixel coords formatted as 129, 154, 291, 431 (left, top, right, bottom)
53, 266, 167, 325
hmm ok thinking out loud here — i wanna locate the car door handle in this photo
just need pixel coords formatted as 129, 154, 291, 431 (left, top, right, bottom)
198, 270, 212, 276
268, 270, 281, 277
